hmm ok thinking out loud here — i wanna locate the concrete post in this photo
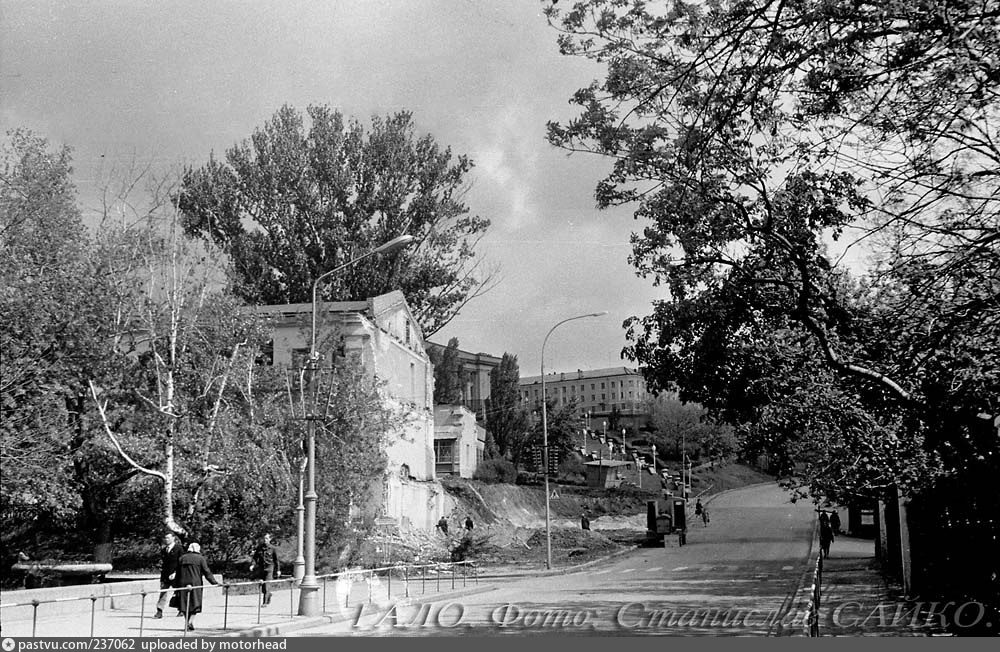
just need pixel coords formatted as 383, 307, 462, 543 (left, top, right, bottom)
896, 487, 913, 596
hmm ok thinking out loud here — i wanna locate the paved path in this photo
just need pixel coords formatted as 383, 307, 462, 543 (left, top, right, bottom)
2, 486, 947, 638
815, 533, 947, 636
296, 483, 820, 636
0, 566, 482, 638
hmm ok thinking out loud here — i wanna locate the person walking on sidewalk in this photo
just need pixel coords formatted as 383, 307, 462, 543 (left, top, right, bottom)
819, 516, 834, 559
581, 513, 590, 531
830, 510, 842, 536
249, 533, 279, 606
173, 542, 219, 632
154, 532, 183, 619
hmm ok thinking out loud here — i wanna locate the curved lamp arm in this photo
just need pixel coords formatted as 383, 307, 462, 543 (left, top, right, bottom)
310, 234, 415, 357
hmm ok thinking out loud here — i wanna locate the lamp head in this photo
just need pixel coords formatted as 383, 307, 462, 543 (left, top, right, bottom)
373, 234, 415, 255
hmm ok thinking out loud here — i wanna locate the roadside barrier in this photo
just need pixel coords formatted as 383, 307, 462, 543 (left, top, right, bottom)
803, 524, 824, 637
0, 560, 478, 637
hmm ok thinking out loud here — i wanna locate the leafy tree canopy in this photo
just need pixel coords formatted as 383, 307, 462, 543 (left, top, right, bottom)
544, 0, 999, 498
177, 105, 493, 336
428, 337, 464, 405
486, 353, 530, 462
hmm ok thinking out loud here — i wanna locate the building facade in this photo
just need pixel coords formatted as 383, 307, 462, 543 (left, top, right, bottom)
259, 291, 444, 529
518, 366, 651, 430
425, 343, 501, 421
433, 405, 486, 478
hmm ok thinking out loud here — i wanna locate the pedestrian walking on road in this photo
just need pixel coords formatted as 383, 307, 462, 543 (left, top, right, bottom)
819, 518, 834, 559
830, 510, 842, 536
436, 516, 449, 535
701, 507, 710, 526
694, 498, 704, 519
154, 533, 183, 619
464, 516, 474, 532
581, 513, 590, 531
173, 542, 219, 632
249, 533, 279, 606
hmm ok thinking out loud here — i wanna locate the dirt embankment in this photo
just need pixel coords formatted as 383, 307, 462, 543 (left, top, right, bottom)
375, 464, 773, 569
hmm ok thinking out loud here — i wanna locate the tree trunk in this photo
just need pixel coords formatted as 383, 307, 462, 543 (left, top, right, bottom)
93, 521, 113, 564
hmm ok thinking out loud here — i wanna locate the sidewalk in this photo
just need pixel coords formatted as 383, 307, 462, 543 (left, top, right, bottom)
815, 534, 947, 636
0, 567, 484, 638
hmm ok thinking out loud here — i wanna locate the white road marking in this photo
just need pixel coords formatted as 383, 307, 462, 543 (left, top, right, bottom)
672, 566, 689, 571
593, 569, 612, 575
622, 568, 635, 573
647, 567, 662, 572
782, 565, 794, 571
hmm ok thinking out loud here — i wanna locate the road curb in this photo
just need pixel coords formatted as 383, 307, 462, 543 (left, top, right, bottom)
228, 585, 497, 637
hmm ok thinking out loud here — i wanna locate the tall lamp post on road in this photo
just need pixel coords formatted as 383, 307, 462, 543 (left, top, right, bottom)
541, 311, 607, 570
298, 234, 414, 617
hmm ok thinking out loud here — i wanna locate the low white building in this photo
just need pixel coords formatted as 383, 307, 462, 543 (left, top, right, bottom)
433, 405, 486, 478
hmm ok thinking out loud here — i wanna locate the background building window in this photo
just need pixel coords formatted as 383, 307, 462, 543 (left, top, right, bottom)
434, 440, 454, 463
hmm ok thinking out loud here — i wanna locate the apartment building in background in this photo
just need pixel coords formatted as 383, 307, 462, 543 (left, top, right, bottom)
518, 366, 651, 431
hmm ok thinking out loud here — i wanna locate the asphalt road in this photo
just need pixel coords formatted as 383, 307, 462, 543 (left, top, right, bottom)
296, 483, 818, 636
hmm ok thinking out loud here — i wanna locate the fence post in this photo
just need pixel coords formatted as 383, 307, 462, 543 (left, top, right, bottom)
404, 566, 409, 598
89, 596, 97, 637
223, 584, 230, 630
289, 579, 294, 618
368, 570, 373, 603
387, 567, 392, 601
139, 591, 146, 637
323, 575, 328, 613
183, 587, 191, 638
423, 565, 426, 595
452, 565, 456, 590
463, 563, 467, 588
31, 599, 39, 638
437, 565, 441, 592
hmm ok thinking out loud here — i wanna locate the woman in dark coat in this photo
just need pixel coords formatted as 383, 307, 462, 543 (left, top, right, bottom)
174, 542, 219, 631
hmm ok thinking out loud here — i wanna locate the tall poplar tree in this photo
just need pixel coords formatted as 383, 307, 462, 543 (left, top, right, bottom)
176, 105, 494, 336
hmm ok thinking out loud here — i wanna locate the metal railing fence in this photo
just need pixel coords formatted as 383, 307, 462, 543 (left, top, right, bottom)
0, 560, 478, 637
804, 537, 824, 636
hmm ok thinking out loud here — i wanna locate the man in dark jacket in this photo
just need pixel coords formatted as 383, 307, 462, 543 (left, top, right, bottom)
154, 532, 183, 619
250, 533, 279, 606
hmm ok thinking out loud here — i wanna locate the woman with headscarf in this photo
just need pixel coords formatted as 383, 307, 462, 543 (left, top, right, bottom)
173, 542, 220, 631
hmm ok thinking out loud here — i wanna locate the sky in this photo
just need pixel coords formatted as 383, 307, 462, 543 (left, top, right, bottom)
0, 0, 666, 376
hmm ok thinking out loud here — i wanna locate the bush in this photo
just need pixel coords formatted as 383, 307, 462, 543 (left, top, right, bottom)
515, 471, 543, 485
473, 458, 517, 484
558, 454, 585, 482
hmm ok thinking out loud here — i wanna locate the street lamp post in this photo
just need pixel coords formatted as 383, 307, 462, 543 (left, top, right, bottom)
298, 234, 414, 616
541, 311, 607, 570
293, 458, 307, 581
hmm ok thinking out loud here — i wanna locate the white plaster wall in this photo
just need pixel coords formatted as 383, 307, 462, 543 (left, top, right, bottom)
383, 476, 453, 530
385, 403, 435, 481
